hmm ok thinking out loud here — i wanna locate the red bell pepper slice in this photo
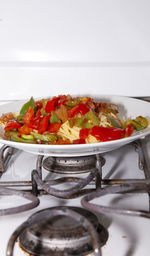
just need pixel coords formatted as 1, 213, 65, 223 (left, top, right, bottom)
68, 105, 80, 118
78, 103, 89, 115
125, 124, 134, 137
30, 116, 41, 130
38, 115, 50, 134
29, 110, 42, 130
90, 126, 125, 142
48, 123, 61, 133
58, 99, 68, 106
45, 98, 58, 113
68, 103, 89, 118
5, 120, 21, 131
79, 128, 89, 139
18, 125, 33, 135
24, 107, 34, 126
35, 109, 42, 118
73, 139, 86, 144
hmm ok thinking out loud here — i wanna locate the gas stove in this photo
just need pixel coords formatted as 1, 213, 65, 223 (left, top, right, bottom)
1, 1, 150, 255
0, 135, 150, 256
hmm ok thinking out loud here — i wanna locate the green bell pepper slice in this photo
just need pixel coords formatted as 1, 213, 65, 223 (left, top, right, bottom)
84, 110, 99, 126
108, 116, 122, 128
75, 117, 84, 127
16, 114, 24, 123
21, 134, 35, 140
11, 134, 36, 143
134, 116, 149, 129
32, 132, 57, 142
5, 130, 19, 139
65, 100, 79, 107
75, 116, 97, 129
125, 116, 149, 131
126, 116, 149, 131
20, 97, 36, 115
82, 121, 94, 129
50, 112, 60, 123
75, 110, 99, 128
75, 110, 99, 129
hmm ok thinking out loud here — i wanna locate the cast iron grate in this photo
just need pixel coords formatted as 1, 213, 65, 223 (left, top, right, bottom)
0, 138, 150, 217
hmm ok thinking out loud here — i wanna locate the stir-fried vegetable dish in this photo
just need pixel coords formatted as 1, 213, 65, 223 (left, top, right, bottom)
0, 95, 149, 145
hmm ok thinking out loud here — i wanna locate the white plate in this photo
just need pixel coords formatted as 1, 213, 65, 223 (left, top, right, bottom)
0, 95, 150, 157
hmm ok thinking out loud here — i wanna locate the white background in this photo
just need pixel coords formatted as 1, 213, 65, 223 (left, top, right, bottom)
0, 0, 150, 98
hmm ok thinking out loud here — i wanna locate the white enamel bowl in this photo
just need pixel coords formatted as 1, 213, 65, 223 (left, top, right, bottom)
0, 95, 150, 157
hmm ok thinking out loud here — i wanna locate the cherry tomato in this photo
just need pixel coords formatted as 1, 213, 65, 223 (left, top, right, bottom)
36, 101, 43, 109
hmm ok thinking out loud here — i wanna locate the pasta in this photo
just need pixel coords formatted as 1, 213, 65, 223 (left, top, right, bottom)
0, 95, 149, 145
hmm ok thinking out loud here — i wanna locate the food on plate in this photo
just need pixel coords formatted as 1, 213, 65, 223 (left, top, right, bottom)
0, 95, 149, 145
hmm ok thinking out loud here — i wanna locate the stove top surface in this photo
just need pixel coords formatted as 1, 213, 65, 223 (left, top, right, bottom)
0, 138, 150, 256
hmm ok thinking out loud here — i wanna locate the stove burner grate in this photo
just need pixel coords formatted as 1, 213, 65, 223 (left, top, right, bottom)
7, 206, 108, 256
0, 139, 150, 217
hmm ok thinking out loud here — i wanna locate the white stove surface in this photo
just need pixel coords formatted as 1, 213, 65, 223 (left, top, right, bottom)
0, 140, 150, 256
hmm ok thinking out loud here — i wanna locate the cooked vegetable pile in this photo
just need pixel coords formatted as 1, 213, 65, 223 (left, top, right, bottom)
0, 95, 149, 145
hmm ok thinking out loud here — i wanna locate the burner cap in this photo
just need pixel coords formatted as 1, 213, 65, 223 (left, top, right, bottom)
19, 206, 108, 256
43, 155, 105, 174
